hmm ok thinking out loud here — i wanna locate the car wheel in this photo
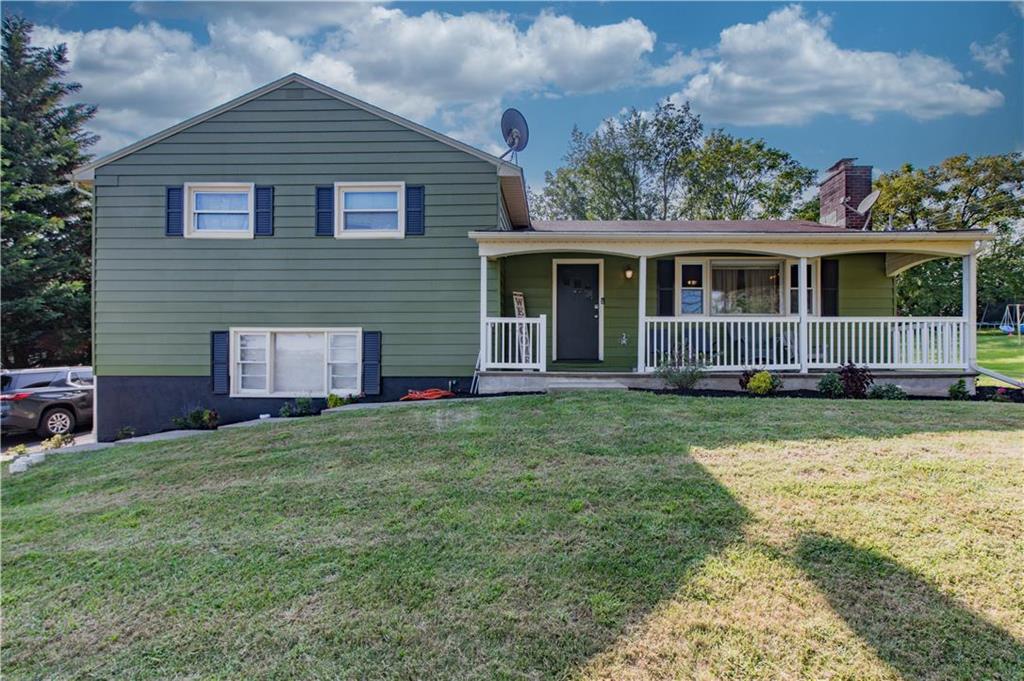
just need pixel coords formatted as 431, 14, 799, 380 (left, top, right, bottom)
37, 407, 76, 438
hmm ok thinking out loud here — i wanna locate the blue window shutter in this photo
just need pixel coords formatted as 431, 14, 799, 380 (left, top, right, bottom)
656, 260, 674, 316
405, 185, 425, 236
211, 331, 230, 395
362, 331, 382, 396
254, 186, 274, 236
315, 186, 334, 236
166, 186, 184, 237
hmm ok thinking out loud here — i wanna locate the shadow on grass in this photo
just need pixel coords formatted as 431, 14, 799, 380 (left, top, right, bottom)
795, 533, 1024, 680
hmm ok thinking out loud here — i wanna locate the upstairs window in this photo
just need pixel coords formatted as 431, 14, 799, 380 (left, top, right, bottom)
185, 183, 254, 238
335, 182, 405, 238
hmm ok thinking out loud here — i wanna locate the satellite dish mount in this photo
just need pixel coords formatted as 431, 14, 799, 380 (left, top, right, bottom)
499, 108, 529, 161
844, 189, 880, 231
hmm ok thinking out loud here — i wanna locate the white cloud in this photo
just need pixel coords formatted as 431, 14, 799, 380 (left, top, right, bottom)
970, 33, 1012, 74
38, 4, 661, 156
647, 50, 706, 86
672, 5, 1004, 125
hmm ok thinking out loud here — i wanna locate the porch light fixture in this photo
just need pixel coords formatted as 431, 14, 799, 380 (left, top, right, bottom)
624, 266, 634, 280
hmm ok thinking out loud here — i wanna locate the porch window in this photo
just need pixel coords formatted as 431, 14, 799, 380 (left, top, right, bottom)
711, 262, 782, 315
231, 328, 362, 397
789, 263, 816, 315
679, 263, 704, 314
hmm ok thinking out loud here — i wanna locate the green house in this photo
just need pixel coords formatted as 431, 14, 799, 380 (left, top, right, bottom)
73, 74, 990, 440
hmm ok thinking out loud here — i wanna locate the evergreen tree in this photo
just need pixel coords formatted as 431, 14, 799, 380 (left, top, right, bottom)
2, 15, 97, 367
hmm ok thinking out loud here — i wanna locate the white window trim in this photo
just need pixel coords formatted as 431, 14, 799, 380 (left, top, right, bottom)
229, 327, 363, 398
675, 256, 805, 317
784, 257, 822, 316
334, 181, 405, 239
551, 258, 605, 362
184, 182, 255, 239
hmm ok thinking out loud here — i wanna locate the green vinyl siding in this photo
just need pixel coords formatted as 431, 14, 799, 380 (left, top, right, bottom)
836, 253, 896, 316
93, 81, 499, 378
500, 254, 641, 372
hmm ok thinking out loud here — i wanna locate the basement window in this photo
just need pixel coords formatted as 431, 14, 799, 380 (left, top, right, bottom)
231, 328, 362, 397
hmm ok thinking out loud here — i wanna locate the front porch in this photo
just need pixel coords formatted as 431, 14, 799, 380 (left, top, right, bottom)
472, 227, 987, 394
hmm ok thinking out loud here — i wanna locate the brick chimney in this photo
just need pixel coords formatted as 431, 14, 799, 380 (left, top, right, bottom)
819, 158, 873, 229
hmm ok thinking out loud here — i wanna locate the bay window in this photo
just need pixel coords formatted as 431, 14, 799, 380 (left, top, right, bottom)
231, 328, 361, 397
335, 182, 405, 238
184, 183, 254, 238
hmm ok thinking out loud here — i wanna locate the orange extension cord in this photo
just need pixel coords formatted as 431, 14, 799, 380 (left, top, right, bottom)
399, 388, 456, 401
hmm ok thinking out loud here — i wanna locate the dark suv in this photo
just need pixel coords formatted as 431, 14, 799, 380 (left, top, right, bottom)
1, 367, 94, 438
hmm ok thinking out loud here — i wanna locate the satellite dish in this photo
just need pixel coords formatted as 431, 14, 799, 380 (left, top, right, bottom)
843, 189, 881, 230
499, 108, 529, 159
856, 190, 880, 215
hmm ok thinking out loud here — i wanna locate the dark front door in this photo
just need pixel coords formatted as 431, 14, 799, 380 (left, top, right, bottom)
556, 263, 600, 360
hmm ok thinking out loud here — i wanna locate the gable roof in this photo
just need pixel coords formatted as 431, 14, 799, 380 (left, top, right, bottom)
71, 73, 529, 224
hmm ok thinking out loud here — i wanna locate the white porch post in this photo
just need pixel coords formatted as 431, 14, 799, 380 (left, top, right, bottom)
479, 256, 488, 370
962, 251, 977, 369
798, 256, 809, 373
637, 255, 647, 372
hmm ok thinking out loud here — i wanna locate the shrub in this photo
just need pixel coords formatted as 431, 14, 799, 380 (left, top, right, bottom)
114, 426, 136, 441
948, 379, 970, 401
8, 444, 29, 457
655, 351, 707, 390
817, 372, 844, 399
838, 363, 873, 399
738, 369, 759, 391
991, 387, 1011, 403
326, 393, 357, 409
40, 433, 75, 450
746, 370, 783, 396
868, 384, 908, 400
173, 408, 219, 430
280, 397, 318, 418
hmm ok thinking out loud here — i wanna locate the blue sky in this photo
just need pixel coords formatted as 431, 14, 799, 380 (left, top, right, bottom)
8, 1, 1022, 187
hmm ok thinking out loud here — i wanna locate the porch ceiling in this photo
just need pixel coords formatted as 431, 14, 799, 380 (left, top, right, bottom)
470, 229, 991, 260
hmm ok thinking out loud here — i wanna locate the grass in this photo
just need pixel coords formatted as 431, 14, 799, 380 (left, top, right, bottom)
977, 328, 1024, 386
2, 393, 1022, 679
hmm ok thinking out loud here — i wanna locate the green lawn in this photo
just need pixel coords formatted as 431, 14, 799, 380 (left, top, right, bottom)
977, 328, 1024, 386
3, 394, 1022, 679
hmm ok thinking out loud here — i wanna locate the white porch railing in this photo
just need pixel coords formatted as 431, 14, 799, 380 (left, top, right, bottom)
641, 316, 968, 372
807, 317, 967, 369
644, 317, 801, 371
482, 315, 547, 371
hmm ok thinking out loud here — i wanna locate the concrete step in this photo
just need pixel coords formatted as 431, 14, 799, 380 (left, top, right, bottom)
547, 379, 629, 393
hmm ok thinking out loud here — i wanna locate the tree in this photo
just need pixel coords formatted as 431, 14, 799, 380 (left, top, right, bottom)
530, 103, 702, 220
874, 153, 1024, 316
530, 108, 816, 222
680, 131, 816, 220
875, 153, 1024, 231
1, 15, 96, 368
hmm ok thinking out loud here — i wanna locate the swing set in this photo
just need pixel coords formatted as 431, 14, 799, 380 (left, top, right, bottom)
999, 304, 1024, 342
